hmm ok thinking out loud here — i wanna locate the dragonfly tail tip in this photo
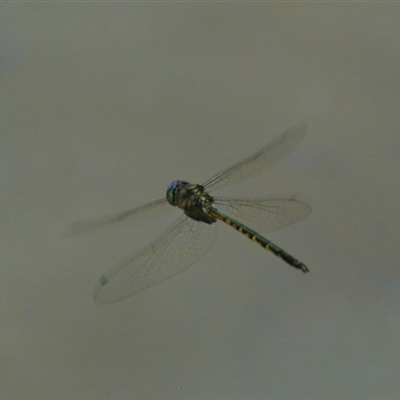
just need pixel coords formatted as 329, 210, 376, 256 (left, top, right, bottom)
300, 264, 309, 273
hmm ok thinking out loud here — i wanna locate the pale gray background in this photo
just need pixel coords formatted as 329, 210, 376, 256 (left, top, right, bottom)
1, 3, 400, 399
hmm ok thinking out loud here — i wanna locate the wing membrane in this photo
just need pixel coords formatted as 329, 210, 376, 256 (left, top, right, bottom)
93, 215, 216, 304
214, 197, 310, 233
202, 122, 308, 191
66, 198, 168, 236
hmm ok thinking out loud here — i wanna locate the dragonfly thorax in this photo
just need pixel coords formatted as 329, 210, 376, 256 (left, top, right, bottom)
166, 180, 216, 224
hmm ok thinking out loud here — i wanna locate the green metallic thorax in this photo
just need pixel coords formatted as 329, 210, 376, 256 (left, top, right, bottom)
166, 180, 216, 224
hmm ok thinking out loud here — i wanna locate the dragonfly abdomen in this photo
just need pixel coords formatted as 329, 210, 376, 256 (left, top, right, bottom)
208, 207, 309, 273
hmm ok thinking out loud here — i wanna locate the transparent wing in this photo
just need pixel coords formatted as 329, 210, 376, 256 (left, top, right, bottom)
65, 198, 168, 236
93, 215, 217, 304
202, 122, 308, 192
214, 197, 311, 233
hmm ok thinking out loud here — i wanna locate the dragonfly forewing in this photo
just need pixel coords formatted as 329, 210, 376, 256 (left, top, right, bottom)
66, 198, 169, 236
202, 122, 308, 192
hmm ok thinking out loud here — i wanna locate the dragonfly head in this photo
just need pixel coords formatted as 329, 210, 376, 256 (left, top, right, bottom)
166, 180, 189, 206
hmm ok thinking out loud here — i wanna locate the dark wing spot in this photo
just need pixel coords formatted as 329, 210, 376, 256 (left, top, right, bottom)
99, 275, 108, 287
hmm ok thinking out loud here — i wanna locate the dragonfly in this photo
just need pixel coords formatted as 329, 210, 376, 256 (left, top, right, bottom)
69, 123, 311, 304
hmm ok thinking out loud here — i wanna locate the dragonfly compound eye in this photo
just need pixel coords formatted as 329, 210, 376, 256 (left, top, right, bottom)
166, 181, 179, 206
